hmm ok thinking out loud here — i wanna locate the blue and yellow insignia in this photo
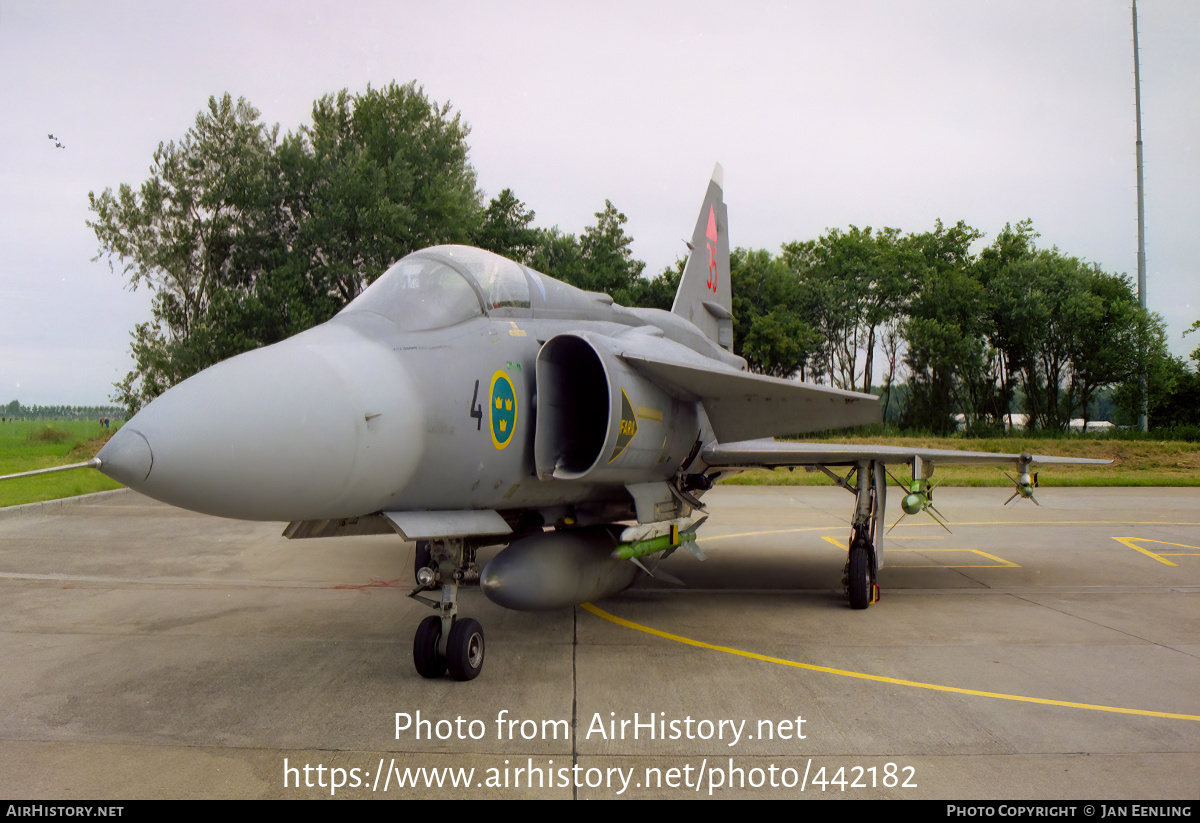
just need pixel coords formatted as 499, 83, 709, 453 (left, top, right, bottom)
489, 371, 517, 450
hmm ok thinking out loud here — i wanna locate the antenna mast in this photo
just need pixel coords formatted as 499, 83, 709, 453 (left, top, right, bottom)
1133, 0, 1148, 432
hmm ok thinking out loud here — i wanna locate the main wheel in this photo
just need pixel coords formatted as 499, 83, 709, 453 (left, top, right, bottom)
413, 540, 433, 585
847, 543, 871, 610
446, 618, 485, 681
413, 615, 447, 678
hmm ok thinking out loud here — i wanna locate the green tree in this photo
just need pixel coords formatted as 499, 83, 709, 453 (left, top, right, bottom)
579, 200, 646, 303
89, 82, 485, 413
474, 189, 538, 263
987, 250, 1139, 430
901, 266, 989, 433
1148, 357, 1200, 428
741, 310, 823, 379
623, 258, 683, 311
88, 94, 280, 413
88, 94, 281, 338
1115, 317, 1200, 428
990, 251, 1072, 430
1065, 266, 1142, 430
782, 226, 919, 392
730, 248, 822, 379
1186, 320, 1200, 365
974, 220, 1039, 427
906, 221, 992, 422
291, 81, 481, 304
528, 226, 587, 287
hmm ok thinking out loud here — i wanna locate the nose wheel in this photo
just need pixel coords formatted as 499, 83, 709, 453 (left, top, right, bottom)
412, 614, 484, 681
413, 615, 447, 678
446, 618, 484, 681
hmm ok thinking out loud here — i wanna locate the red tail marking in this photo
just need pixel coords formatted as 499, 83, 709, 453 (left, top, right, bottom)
705, 205, 718, 292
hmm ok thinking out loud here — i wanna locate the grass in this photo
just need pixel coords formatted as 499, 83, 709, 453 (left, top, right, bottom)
0, 420, 125, 508
2, 423, 1197, 509
720, 435, 1200, 487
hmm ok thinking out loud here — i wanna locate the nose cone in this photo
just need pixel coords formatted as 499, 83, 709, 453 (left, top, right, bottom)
103, 321, 425, 521
96, 426, 153, 487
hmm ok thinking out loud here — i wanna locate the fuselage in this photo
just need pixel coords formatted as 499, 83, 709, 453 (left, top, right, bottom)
97, 246, 743, 523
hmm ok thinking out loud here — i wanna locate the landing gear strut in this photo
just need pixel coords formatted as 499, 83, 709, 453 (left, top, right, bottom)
409, 538, 485, 681
838, 461, 883, 609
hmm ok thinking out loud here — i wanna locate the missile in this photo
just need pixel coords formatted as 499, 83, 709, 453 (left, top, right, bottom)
611, 515, 707, 561
480, 526, 639, 611
1004, 470, 1040, 505
887, 471, 951, 534
901, 490, 928, 516
613, 528, 691, 561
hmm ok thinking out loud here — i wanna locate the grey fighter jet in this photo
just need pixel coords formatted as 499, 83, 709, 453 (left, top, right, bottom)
5, 166, 1107, 680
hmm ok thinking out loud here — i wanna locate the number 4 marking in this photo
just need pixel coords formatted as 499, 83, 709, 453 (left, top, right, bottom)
470, 380, 483, 430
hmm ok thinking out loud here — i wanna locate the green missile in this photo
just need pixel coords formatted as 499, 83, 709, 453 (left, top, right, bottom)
612, 525, 697, 561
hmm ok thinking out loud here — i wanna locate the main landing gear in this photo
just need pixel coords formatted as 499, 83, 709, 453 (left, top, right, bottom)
827, 461, 884, 610
410, 538, 485, 681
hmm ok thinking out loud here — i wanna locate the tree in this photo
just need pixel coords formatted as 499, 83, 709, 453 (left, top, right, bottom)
524, 200, 677, 309
974, 220, 1039, 428
782, 234, 859, 388
741, 310, 823, 379
88, 94, 280, 413
290, 81, 482, 304
730, 248, 822, 379
1115, 317, 1200, 428
902, 221, 997, 431
990, 251, 1073, 430
579, 200, 646, 303
624, 258, 682, 311
985, 249, 1142, 431
474, 189, 538, 263
782, 226, 919, 392
1065, 266, 1142, 430
901, 266, 989, 433
528, 226, 587, 287
88, 94, 279, 340
90, 83, 485, 413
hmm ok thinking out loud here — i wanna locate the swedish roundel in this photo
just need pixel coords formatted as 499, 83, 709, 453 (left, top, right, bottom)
489, 371, 517, 450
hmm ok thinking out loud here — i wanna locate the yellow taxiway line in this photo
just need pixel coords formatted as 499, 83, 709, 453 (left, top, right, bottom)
1111, 537, 1200, 567
581, 602, 1200, 723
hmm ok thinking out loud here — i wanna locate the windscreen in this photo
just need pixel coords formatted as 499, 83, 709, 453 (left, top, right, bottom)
339, 256, 483, 331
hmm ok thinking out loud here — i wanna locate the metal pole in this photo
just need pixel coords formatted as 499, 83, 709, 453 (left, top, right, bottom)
1133, 0, 1149, 432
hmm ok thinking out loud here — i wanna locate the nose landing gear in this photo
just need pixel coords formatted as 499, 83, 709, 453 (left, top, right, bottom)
410, 538, 485, 681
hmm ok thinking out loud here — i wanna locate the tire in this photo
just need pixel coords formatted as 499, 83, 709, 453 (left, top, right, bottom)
847, 543, 871, 610
414, 540, 432, 584
413, 615, 447, 678
446, 618, 485, 681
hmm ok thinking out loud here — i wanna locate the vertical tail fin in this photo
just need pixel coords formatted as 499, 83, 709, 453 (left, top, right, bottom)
671, 163, 732, 351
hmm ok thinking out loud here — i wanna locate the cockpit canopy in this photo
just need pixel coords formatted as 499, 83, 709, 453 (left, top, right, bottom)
338, 246, 536, 331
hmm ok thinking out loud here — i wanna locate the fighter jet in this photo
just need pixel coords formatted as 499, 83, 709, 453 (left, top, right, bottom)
4, 165, 1107, 680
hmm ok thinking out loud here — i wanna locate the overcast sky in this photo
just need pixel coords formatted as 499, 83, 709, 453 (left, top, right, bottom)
1, 0, 1196, 406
